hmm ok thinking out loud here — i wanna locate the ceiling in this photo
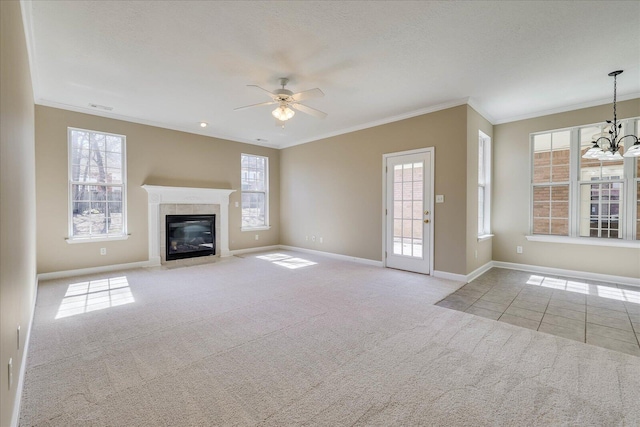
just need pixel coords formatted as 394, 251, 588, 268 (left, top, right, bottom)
22, 1, 640, 149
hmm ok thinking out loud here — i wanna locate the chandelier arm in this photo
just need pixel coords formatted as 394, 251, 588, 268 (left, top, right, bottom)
592, 136, 612, 147
617, 134, 640, 144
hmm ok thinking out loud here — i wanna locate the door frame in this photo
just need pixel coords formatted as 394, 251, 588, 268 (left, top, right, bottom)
382, 147, 435, 274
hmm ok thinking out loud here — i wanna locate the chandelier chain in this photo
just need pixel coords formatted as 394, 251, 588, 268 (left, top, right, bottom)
613, 73, 617, 125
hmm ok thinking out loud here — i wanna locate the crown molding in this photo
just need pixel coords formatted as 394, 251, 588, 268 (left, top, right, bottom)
493, 93, 640, 125
20, 0, 40, 104
467, 97, 496, 124
35, 92, 640, 150
278, 98, 472, 149
35, 99, 280, 149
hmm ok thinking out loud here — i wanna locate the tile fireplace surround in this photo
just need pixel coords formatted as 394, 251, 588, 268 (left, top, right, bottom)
142, 185, 235, 266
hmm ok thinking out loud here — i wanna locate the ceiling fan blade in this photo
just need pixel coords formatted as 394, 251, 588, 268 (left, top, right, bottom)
291, 88, 324, 102
247, 85, 277, 98
233, 100, 277, 111
291, 103, 327, 119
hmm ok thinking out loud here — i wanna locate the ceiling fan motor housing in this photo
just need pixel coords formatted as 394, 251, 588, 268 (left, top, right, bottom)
274, 88, 293, 99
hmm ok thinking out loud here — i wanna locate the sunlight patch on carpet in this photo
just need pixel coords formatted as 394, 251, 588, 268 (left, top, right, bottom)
256, 253, 318, 269
526, 275, 639, 304
55, 276, 134, 319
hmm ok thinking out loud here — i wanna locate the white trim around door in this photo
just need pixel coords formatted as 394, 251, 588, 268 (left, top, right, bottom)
382, 148, 435, 274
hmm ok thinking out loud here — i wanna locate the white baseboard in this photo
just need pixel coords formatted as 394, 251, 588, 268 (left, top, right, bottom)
11, 275, 38, 427
278, 245, 384, 267
466, 261, 494, 283
433, 270, 467, 282
37, 251, 636, 289
37, 260, 152, 281
491, 261, 640, 287
229, 245, 281, 256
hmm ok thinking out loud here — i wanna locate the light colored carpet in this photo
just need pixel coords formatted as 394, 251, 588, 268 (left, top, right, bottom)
20, 251, 640, 426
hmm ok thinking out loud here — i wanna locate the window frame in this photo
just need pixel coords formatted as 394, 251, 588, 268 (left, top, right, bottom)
240, 153, 270, 231
67, 127, 128, 243
632, 118, 640, 240
530, 129, 571, 236
478, 131, 492, 238
528, 117, 639, 245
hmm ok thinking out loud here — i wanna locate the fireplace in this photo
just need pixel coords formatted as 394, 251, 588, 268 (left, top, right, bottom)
165, 214, 216, 260
141, 185, 235, 266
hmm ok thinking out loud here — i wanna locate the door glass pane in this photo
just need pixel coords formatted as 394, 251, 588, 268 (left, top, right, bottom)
392, 161, 424, 257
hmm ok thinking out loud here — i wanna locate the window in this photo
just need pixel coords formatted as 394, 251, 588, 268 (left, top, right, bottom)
478, 131, 491, 236
531, 118, 639, 241
578, 125, 623, 238
68, 128, 126, 241
532, 130, 570, 235
241, 154, 269, 230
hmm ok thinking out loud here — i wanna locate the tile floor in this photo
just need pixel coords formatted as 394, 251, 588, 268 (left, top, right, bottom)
436, 268, 640, 356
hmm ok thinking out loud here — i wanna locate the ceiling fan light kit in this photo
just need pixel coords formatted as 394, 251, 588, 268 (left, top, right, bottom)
234, 77, 327, 125
272, 105, 295, 121
582, 70, 640, 160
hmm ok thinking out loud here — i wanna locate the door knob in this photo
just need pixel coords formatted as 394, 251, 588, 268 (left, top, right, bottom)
424, 219, 429, 223
424, 210, 430, 215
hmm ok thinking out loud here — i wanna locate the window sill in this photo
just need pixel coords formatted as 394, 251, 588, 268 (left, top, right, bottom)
241, 226, 271, 232
525, 235, 640, 249
66, 235, 130, 244
478, 234, 494, 242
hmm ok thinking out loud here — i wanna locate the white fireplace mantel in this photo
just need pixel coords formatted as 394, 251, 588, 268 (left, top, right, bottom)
142, 185, 236, 266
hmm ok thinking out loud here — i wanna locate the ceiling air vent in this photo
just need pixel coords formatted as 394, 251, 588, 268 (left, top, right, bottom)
88, 103, 113, 111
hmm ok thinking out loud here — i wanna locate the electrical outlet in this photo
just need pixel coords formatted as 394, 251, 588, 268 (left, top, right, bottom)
516, 246, 523, 254
435, 195, 444, 203
319, 237, 323, 243
235, 201, 239, 208
474, 249, 478, 259
311, 236, 316, 242
100, 248, 107, 255
8, 358, 12, 390
305, 236, 308, 241
255, 234, 259, 241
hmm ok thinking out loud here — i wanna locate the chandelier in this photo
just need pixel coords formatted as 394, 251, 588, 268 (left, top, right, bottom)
582, 70, 640, 160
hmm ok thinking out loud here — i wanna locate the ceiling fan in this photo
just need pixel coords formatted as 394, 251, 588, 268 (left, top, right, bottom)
234, 78, 327, 127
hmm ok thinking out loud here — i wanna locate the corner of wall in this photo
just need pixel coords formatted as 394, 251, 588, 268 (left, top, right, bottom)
1, 1, 38, 425
465, 105, 494, 275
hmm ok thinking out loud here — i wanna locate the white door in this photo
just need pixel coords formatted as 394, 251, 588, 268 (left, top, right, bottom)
384, 149, 433, 274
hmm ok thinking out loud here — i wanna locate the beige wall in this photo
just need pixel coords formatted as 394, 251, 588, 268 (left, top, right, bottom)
280, 105, 469, 275
493, 99, 640, 278
0, 1, 38, 425
466, 106, 493, 274
35, 106, 280, 273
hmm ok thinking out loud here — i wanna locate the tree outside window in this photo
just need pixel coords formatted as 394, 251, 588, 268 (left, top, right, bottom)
69, 128, 126, 240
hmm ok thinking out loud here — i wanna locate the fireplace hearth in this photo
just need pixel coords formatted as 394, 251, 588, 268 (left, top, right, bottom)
165, 214, 215, 261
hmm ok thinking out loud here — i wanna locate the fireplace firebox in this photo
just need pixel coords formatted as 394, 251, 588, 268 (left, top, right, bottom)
165, 214, 216, 261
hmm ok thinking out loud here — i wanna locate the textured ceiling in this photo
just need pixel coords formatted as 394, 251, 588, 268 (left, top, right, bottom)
23, 1, 640, 148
